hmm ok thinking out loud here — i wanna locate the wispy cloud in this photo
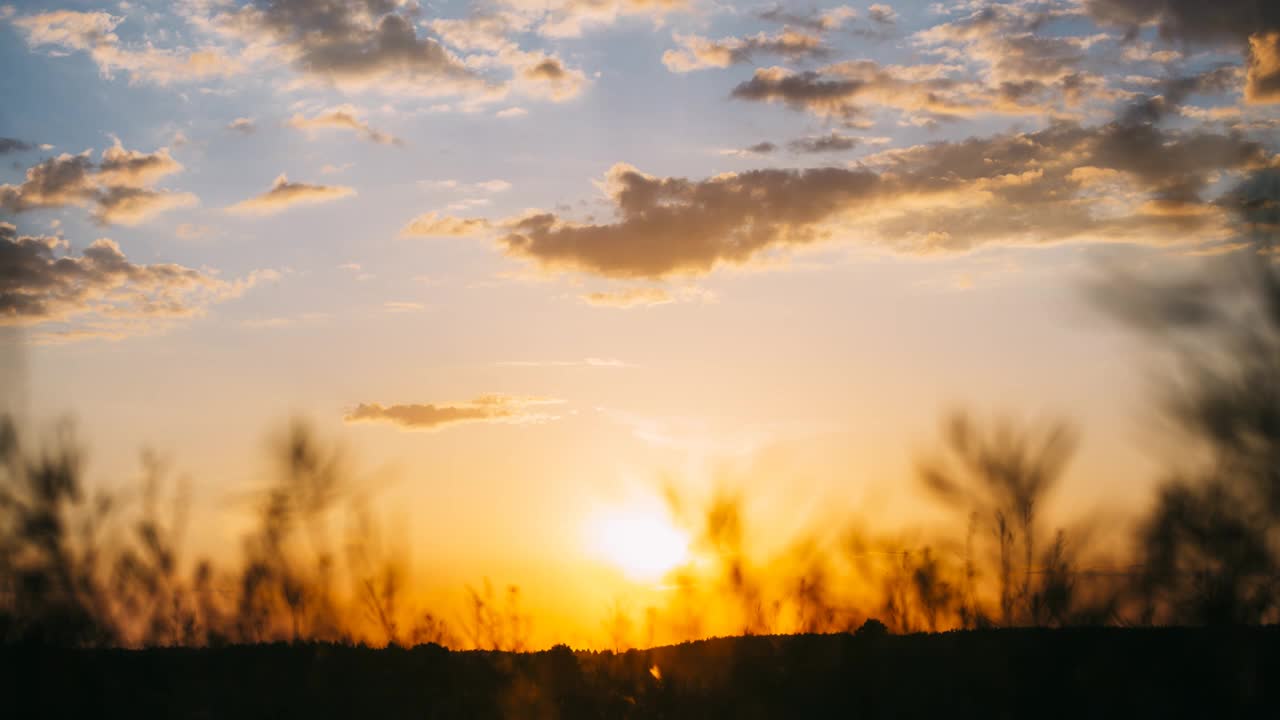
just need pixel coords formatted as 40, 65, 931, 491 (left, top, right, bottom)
229, 174, 354, 215
580, 286, 717, 308
344, 394, 565, 431
401, 212, 491, 238
287, 105, 402, 145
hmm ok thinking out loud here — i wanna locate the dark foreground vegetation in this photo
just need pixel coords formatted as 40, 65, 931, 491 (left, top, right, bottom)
5, 626, 1279, 719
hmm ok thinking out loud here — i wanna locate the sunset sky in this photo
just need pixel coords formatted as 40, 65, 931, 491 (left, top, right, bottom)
2, 0, 1278, 645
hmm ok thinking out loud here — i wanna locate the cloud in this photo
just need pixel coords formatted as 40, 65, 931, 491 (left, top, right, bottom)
11, 9, 242, 85
287, 105, 402, 145
868, 4, 898, 25
663, 28, 829, 72
787, 132, 860, 153
1085, 0, 1279, 46
427, 12, 589, 101
96, 142, 183, 187
229, 174, 354, 214
0, 221, 273, 341
0, 142, 195, 226
502, 0, 690, 39
428, 12, 522, 53
1086, 1, 1280, 103
496, 106, 528, 117
915, 5, 1098, 84
0, 138, 36, 155
1119, 66, 1242, 125
0, 152, 97, 211
1246, 32, 1280, 103
421, 179, 511, 197
901, 4, 1119, 120
227, 117, 256, 134
730, 49, 1118, 124
579, 286, 716, 307
494, 161, 887, 278
92, 186, 198, 226
515, 55, 588, 100
581, 286, 676, 307
401, 212, 491, 237
344, 394, 564, 431
207, 0, 485, 96
722, 141, 779, 157
757, 4, 857, 32
382, 301, 425, 312
729, 61, 1004, 123
494, 121, 1268, 279
13, 3, 605, 105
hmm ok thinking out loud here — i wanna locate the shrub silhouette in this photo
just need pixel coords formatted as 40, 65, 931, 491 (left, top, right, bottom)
1099, 168, 1280, 626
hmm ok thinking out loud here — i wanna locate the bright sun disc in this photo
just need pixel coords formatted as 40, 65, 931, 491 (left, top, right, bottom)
589, 509, 691, 582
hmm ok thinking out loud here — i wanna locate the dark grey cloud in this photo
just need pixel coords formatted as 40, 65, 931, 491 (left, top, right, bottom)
729, 62, 987, 122
495, 121, 1269, 278
730, 68, 866, 118
0, 153, 97, 212
0, 144, 193, 225
0, 222, 270, 340
757, 4, 856, 32
0, 139, 36, 155
788, 132, 859, 153
216, 0, 483, 93
1120, 65, 1242, 124
499, 164, 881, 278
1087, 0, 1280, 105
1085, 0, 1279, 45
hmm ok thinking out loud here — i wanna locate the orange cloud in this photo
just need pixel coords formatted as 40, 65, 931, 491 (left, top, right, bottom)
287, 105, 402, 145
344, 394, 564, 431
401, 212, 491, 237
230, 174, 355, 215
1246, 32, 1280, 103
663, 29, 829, 73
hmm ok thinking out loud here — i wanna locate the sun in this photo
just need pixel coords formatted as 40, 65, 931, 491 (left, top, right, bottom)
587, 507, 691, 583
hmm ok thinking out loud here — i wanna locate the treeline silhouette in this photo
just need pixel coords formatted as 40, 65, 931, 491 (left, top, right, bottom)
3, 170, 1280, 651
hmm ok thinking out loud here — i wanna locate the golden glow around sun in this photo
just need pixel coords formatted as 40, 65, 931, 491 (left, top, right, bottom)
587, 506, 691, 583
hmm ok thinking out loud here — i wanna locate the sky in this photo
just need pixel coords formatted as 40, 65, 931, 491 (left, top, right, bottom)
1, 0, 1279, 645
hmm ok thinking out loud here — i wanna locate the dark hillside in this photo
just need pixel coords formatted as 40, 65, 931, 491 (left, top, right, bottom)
4, 627, 1277, 719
